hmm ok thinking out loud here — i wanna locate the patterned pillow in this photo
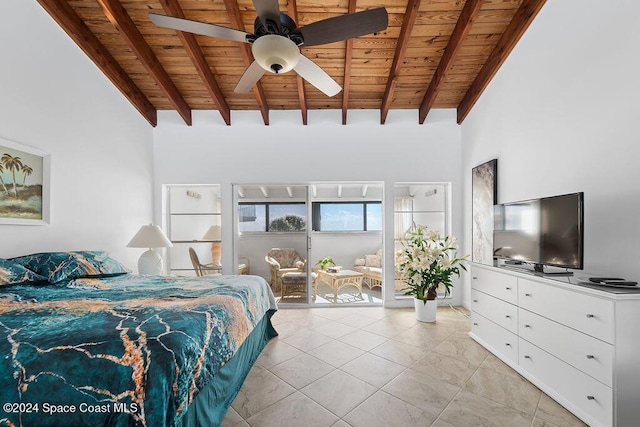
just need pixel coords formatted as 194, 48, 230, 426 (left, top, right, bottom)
10, 251, 130, 284
365, 254, 382, 268
0, 258, 48, 287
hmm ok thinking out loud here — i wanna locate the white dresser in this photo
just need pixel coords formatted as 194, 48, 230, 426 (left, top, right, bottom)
469, 263, 640, 427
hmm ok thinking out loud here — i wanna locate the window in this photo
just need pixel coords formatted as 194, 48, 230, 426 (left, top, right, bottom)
394, 185, 446, 238
238, 202, 306, 232
311, 202, 382, 231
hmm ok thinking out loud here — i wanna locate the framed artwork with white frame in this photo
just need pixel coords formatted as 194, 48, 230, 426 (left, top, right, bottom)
0, 136, 50, 225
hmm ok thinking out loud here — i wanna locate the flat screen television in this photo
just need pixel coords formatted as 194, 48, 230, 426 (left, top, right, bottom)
493, 192, 584, 273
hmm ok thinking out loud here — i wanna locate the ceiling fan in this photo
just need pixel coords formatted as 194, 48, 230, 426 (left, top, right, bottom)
149, 0, 388, 97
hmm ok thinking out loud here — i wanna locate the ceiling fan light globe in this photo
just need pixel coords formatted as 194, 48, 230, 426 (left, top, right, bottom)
252, 35, 299, 74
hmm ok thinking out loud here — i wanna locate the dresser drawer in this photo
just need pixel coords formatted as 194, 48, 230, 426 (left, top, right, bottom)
472, 289, 518, 334
518, 278, 614, 344
471, 312, 518, 364
471, 266, 517, 304
519, 309, 613, 387
519, 339, 612, 427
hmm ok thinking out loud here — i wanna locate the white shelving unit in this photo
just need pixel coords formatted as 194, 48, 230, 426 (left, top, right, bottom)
166, 185, 221, 276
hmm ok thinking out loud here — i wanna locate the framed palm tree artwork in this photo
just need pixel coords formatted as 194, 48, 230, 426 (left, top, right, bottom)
0, 137, 50, 225
472, 159, 497, 264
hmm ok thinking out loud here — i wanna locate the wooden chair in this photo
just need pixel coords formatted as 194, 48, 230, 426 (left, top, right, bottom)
238, 256, 251, 275
189, 247, 251, 276
189, 247, 220, 276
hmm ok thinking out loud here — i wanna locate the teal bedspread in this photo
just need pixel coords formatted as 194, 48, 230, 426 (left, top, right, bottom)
0, 273, 277, 427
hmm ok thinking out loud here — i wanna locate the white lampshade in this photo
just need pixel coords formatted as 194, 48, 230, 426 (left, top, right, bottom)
252, 35, 300, 74
202, 225, 222, 267
127, 224, 173, 275
202, 225, 222, 241
127, 224, 173, 249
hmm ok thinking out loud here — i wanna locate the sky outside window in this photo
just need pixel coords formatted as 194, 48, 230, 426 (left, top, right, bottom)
366, 203, 382, 230
318, 202, 381, 231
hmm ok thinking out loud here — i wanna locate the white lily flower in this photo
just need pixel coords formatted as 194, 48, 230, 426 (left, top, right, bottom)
396, 224, 468, 301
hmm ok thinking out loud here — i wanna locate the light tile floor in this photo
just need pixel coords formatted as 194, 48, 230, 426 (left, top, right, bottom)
222, 306, 588, 427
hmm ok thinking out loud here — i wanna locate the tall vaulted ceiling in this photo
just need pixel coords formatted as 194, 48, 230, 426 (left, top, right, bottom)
38, 0, 546, 126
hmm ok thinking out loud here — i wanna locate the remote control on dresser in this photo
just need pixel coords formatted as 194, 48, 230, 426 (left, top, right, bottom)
600, 280, 638, 286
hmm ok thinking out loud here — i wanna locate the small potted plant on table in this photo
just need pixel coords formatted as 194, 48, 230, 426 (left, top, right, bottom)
317, 256, 335, 271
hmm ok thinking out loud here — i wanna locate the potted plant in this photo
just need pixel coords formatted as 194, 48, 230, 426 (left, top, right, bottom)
317, 256, 335, 270
396, 224, 467, 322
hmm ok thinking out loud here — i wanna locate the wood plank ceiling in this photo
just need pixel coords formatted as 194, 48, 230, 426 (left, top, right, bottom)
37, 0, 546, 127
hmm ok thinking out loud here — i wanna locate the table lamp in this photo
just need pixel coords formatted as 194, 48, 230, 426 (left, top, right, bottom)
202, 225, 222, 266
127, 224, 173, 275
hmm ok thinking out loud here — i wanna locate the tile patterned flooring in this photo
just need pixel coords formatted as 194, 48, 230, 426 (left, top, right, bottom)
221, 306, 588, 427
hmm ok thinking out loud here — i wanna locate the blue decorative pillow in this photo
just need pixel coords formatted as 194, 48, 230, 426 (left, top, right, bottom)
0, 258, 48, 287
10, 251, 130, 284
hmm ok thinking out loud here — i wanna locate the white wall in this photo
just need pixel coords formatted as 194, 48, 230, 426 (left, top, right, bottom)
153, 108, 463, 306
461, 0, 640, 307
0, 1, 154, 269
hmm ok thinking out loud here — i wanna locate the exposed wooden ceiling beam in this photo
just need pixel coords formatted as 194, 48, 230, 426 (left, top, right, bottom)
457, 0, 547, 124
36, 0, 157, 126
96, 0, 192, 125
418, 0, 483, 124
286, 0, 307, 125
380, 0, 420, 124
223, 0, 270, 125
295, 75, 308, 125
342, 0, 357, 125
160, 0, 231, 125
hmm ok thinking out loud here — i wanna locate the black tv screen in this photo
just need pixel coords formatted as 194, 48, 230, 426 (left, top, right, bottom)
493, 192, 584, 271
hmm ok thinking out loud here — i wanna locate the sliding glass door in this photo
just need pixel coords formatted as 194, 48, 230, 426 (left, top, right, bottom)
234, 184, 310, 304
309, 183, 383, 305
233, 182, 383, 306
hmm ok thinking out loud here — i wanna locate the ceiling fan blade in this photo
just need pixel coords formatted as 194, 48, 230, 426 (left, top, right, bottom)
252, 0, 281, 32
297, 7, 388, 47
149, 13, 252, 44
234, 61, 267, 92
294, 55, 342, 97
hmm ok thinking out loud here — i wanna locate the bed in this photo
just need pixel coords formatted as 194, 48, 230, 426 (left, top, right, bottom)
0, 251, 278, 427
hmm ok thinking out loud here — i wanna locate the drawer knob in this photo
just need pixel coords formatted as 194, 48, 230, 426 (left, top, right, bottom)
472, 276, 478, 280
505, 315, 511, 318
524, 324, 531, 328
586, 314, 595, 318
524, 355, 531, 359
473, 299, 478, 303
587, 396, 595, 401
586, 355, 595, 359
505, 287, 511, 290
473, 322, 478, 326
525, 293, 532, 297
505, 343, 511, 347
